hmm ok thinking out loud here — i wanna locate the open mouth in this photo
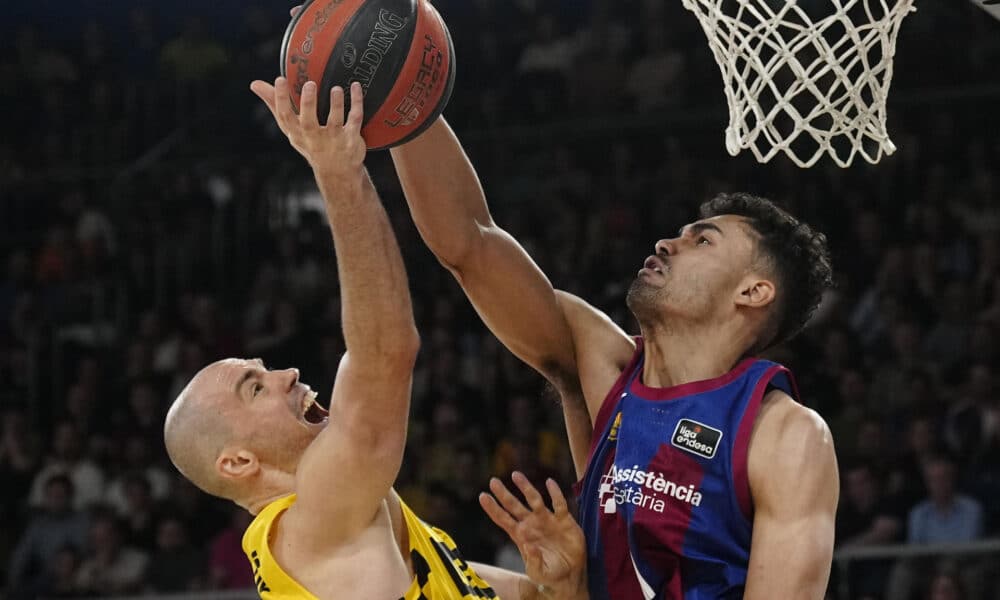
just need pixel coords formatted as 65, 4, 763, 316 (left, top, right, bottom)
644, 256, 665, 274
301, 389, 329, 424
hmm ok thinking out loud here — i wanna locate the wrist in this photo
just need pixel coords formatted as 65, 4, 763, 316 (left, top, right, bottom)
312, 162, 366, 194
312, 160, 363, 180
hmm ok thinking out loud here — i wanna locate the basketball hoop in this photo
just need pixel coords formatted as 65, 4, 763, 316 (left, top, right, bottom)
682, 0, 916, 168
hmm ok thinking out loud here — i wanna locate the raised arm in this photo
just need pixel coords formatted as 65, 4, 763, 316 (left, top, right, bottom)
744, 392, 839, 600
250, 78, 418, 545
390, 120, 582, 380
390, 120, 634, 427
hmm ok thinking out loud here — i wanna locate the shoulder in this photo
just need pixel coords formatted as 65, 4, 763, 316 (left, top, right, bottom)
957, 495, 984, 514
754, 389, 833, 453
749, 390, 838, 509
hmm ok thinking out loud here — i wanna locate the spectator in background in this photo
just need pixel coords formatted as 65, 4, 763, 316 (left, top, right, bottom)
207, 507, 254, 590
926, 570, 964, 600
923, 280, 974, 371
420, 399, 471, 485
6, 475, 88, 594
0, 406, 40, 586
74, 511, 149, 596
103, 434, 172, 513
835, 461, 904, 598
0, 407, 40, 517
35, 544, 84, 598
889, 414, 941, 509
625, 21, 685, 112
34, 226, 75, 286
433, 444, 495, 562
516, 13, 575, 121
492, 394, 541, 475
909, 455, 983, 543
28, 421, 104, 512
887, 454, 986, 600
62, 383, 100, 438
162, 475, 228, 548
869, 321, 933, 421
145, 515, 205, 593
945, 363, 997, 462
112, 379, 166, 440
115, 473, 160, 552
827, 367, 871, 455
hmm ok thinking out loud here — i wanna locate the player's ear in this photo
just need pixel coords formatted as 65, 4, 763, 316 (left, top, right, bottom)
735, 276, 776, 309
216, 448, 260, 481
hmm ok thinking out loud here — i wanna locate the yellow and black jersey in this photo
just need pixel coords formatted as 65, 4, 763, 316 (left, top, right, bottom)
241, 494, 498, 599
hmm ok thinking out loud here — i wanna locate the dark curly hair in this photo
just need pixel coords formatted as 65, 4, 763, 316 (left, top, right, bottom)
699, 192, 833, 352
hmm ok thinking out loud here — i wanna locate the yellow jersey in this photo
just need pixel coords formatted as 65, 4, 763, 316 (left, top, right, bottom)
241, 494, 498, 599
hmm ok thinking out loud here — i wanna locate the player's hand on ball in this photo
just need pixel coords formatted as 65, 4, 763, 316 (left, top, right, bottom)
480, 472, 587, 599
250, 77, 366, 176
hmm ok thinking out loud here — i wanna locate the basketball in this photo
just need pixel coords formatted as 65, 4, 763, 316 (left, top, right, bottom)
280, 0, 456, 150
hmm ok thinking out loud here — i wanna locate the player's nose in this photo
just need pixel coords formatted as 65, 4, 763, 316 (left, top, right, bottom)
275, 368, 300, 390
655, 240, 675, 256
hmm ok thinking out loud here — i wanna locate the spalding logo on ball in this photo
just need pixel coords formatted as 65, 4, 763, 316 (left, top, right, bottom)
280, 0, 456, 150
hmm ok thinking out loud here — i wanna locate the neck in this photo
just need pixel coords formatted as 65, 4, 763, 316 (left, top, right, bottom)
639, 322, 754, 389
240, 469, 297, 515
244, 490, 294, 515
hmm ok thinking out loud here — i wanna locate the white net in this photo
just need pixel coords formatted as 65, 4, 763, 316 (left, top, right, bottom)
681, 0, 916, 168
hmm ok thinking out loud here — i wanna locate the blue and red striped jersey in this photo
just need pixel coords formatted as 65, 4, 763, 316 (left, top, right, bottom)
576, 338, 799, 600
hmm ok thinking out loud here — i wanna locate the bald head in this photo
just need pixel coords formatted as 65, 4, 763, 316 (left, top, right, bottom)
164, 360, 246, 499
164, 358, 317, 504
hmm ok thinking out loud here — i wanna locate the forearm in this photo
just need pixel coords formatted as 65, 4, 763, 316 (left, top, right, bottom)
315, 165, 418, 356
390, 118, 491, 268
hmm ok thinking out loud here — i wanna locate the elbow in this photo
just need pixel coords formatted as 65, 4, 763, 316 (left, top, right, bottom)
398, 327, 421, 363
375, 327, 421, 368
348, 325, 420, 368
418, 218, 492, 276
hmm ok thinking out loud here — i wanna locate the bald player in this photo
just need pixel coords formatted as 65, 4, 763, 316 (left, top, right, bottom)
165, 79, 587, 600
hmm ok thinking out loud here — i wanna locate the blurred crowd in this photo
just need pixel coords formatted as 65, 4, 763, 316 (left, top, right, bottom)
1, 0, 1000, 599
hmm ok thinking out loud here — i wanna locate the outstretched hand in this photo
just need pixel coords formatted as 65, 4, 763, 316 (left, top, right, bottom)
249, 77, 366, 177
480, 472, 587, 599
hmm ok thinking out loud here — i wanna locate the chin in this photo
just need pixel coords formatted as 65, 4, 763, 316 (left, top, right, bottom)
626, 279, 661, 323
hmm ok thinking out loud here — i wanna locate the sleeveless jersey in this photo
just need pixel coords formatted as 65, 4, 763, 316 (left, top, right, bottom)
242, 494, 498, 599
576, 338, 798, 600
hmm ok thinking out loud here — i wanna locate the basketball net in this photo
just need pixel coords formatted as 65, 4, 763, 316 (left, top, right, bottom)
682, 0, 916, 168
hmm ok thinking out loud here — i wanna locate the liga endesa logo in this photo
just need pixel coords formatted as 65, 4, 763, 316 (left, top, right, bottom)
670, 419, 723, 460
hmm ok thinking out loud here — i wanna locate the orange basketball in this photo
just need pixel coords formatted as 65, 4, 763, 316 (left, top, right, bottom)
280, 0, 455, 150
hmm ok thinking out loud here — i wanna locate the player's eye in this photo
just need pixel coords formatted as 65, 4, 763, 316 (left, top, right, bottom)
252, 383, 264, 397
698, 236, 711, 245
